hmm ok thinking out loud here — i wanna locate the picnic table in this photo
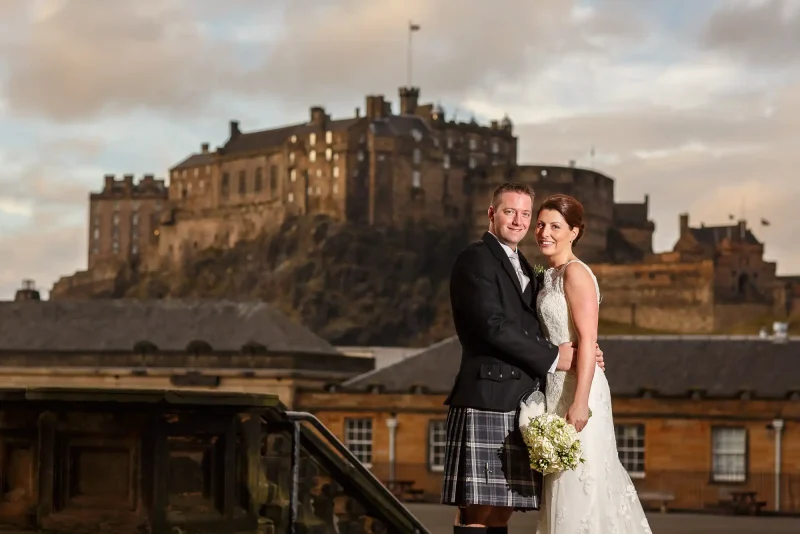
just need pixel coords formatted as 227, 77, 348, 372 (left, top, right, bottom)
719, 490, 767, 515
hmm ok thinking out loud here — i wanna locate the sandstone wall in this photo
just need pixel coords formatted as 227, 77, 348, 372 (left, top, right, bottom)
592, 260, 716, 333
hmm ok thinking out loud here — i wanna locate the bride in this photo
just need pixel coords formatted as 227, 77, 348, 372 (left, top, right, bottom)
533, 194, 652, 533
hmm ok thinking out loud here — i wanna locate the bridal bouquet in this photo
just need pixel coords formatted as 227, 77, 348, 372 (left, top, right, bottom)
518, 392, 585, 475
521, 412, 585, 474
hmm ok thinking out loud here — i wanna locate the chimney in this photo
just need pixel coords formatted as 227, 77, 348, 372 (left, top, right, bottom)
398, 86, 419, 115
229, 120, 240, 139
679, 213, 689, 233
310, 106, 326, 125
569, 159, 576, 167
738, 219, 746, 239
355, 107, 361, 118
14, 279, 40, 301
142, 174, 155, 183
490, 120, 499, 130
123, 174, 134, 191
103, 174, 115, 191
201, 143, 209, 153
365, 95, 386, 120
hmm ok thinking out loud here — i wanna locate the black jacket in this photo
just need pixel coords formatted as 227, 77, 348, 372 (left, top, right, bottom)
444, 232, 558, 412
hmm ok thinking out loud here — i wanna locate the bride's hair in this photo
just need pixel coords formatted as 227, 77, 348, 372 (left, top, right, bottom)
538, 194, 586, 245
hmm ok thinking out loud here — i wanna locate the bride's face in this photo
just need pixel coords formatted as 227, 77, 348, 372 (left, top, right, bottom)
535, 209, 577, 256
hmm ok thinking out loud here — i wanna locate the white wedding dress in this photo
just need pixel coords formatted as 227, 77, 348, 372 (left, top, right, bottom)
535, 260, 652, 534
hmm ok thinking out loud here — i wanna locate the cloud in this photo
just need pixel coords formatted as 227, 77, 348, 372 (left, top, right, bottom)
702, 0, 800, 67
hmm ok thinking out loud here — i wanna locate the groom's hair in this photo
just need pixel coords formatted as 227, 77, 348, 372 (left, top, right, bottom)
490, 182, 535, 208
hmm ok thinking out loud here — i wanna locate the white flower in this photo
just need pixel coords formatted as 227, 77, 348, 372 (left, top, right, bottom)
520, 413, 586, 475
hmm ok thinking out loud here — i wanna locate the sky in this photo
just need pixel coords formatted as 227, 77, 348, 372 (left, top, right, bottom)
0, 0, 798, 299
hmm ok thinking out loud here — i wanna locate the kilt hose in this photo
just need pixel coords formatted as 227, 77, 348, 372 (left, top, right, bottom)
440, 405, 541, 510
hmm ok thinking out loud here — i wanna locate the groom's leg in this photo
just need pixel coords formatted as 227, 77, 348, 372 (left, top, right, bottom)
485, 506, 513, 528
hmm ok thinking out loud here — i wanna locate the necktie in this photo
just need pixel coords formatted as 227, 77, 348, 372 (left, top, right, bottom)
508, 252, 528, 291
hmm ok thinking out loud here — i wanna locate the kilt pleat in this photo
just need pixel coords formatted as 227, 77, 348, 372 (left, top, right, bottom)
440, 406, 541, 510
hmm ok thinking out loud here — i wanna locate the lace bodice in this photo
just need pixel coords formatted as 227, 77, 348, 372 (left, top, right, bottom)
536, 259, 600, 346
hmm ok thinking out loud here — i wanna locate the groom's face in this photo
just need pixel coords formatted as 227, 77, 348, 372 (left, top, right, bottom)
488, 192, 533, 248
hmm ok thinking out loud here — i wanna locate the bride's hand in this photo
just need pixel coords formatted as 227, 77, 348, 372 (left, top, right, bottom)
566, 402, 590, 432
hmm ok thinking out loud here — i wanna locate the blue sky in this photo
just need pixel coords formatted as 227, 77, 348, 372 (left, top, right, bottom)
1, 0, 799, 299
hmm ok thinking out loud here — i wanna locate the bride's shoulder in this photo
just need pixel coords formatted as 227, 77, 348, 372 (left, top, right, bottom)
562, 259, 596, 283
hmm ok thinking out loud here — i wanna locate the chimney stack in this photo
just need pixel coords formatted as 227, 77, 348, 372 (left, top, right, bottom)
201, 143, 209, 153
398, 86, 419, 115
14, 279, 40, 301
355, 107, 360, 118
679, 213, 689, 233
309, 106, 326, 125
365, 95, 386, 120
230, 120, 241, 139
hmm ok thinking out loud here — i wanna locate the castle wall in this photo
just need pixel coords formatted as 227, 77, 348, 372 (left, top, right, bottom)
713, 303, 775, 331
592, 260, 716, 333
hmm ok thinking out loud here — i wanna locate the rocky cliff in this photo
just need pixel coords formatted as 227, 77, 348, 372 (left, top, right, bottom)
78, 215, 468, 347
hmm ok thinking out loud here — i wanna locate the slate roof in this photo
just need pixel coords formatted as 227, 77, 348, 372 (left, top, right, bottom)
171, 152, 215, 171
690, 225, 760, 246
613, 202, 650, 227
343, 335, 800, 398
0, 300, 337, 355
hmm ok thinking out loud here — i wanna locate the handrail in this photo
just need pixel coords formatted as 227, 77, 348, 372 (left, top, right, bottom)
283, 410, 430, 534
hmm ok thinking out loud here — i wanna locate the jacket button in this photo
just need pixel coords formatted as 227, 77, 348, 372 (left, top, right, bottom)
499, 373, 503, 378
524, 330, 529, 336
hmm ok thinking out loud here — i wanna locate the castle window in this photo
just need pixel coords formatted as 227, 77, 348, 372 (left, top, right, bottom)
315, 186, 321, 195
358, 150, 364, 162
199, 179, 205, 191
290, 134, 297, 143
309, 133, 316, 145
288, 192, 294, 203
412, 170, 421, 188
615, 424, 645, 478
316, 169, 322, 178
334, 153, 339, 161
712, 427, 747, 483
413, 148, 421, 165
289, 152, 295, 164
469, 138, 477, 150
333, 184, 339, 194
325, 131, 333, 144
344, 418, 373, 467
254, 168, 263, 192
93, 227, 100, 240
443, 154, 450, 169
469, 156, 476, 169
325, 148, 332, 161
541, 169, 548, 177
238, 171, 246, 194
447, 137, 453, 149
270, 166, 278, 194
310, 150, 316, 162
290, 169, 297, 183
205, 165, 210, 174
428, 420, 447, 472
221, 173, 230, 197
333, 166, 340, 178
491, 140, 499, 153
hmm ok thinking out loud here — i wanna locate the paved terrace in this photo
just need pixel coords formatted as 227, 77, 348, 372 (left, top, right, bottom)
406, 504, 800, 534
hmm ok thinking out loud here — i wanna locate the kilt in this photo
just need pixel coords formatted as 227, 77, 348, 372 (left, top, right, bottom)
440, 405, 541, 510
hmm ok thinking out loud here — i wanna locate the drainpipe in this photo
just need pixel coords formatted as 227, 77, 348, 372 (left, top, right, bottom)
387, 414, 398, 489
772, 419, 784, 511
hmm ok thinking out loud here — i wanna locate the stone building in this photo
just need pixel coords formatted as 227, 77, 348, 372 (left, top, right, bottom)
156, 86, 516, 267
87, 173, 167, 270
298, 333, 800, 512
594, 214, 789, 333
0, 286, 372, 407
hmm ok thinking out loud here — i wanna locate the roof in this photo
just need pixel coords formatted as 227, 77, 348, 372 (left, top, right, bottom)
689, 225, 760, 246
171, 152, 215, 171
0, 299, 337, 355
369, 115, 434, 139
224, 118, 362, 155
343, 335, 800, 398
614, 202, 650, 227
336, 345, 425, 370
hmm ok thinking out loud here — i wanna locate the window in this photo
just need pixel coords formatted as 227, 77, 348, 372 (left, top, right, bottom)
492, 140, 499, 154
325, 148, 332, 161
469, 156, 476, 169
309, 133, 316, 145
333, 184, 339, 194
290, 169, 296, 183
469, 138, 477, 150
238, 171, 246, 194
344, 418, 373, 466
269, 166, 278, 194
290, 134, 297, 143
412, 170, 421, 188
443, 154, 450, 169
310, 150, 316, 162
221, 173, 229, 197
712, 427, 747, 482
333, 166, 339, 178
254, 168, 263, 192
325, 131, 333, 144
413, 148, 421, 165
289, 152, 295, 164
287, 192, 294, 203
428, 420, 447, 471
615, 424, 645, 478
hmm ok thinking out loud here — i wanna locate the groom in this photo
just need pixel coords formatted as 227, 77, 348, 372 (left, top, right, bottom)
440, 182, 605, 533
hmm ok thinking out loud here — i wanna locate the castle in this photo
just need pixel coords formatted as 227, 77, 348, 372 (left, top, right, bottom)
52, 85, 798, 333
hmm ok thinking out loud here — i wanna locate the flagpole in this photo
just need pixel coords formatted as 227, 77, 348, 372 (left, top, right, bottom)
407, 21, 413, 86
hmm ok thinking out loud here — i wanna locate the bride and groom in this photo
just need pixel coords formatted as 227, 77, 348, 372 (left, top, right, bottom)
441, 183, 652, 533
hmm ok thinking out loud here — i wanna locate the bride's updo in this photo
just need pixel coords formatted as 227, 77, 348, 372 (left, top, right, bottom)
537, 194, 586, 245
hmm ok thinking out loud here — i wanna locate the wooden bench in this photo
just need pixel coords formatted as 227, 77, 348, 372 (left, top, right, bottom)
638, 491, 675, 513
404, 488, 425, 502
719, 491, 767, 515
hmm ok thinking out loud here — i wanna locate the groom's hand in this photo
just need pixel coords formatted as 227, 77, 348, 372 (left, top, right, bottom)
595, 343, 605, 370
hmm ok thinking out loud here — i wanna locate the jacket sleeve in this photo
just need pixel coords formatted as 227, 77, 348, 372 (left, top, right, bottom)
451, 250, 559, 380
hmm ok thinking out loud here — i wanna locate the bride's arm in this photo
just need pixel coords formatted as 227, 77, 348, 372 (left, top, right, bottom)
563, 263, 599, 432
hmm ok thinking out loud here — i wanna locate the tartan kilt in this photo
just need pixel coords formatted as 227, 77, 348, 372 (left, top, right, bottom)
440, 405, 541, 510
